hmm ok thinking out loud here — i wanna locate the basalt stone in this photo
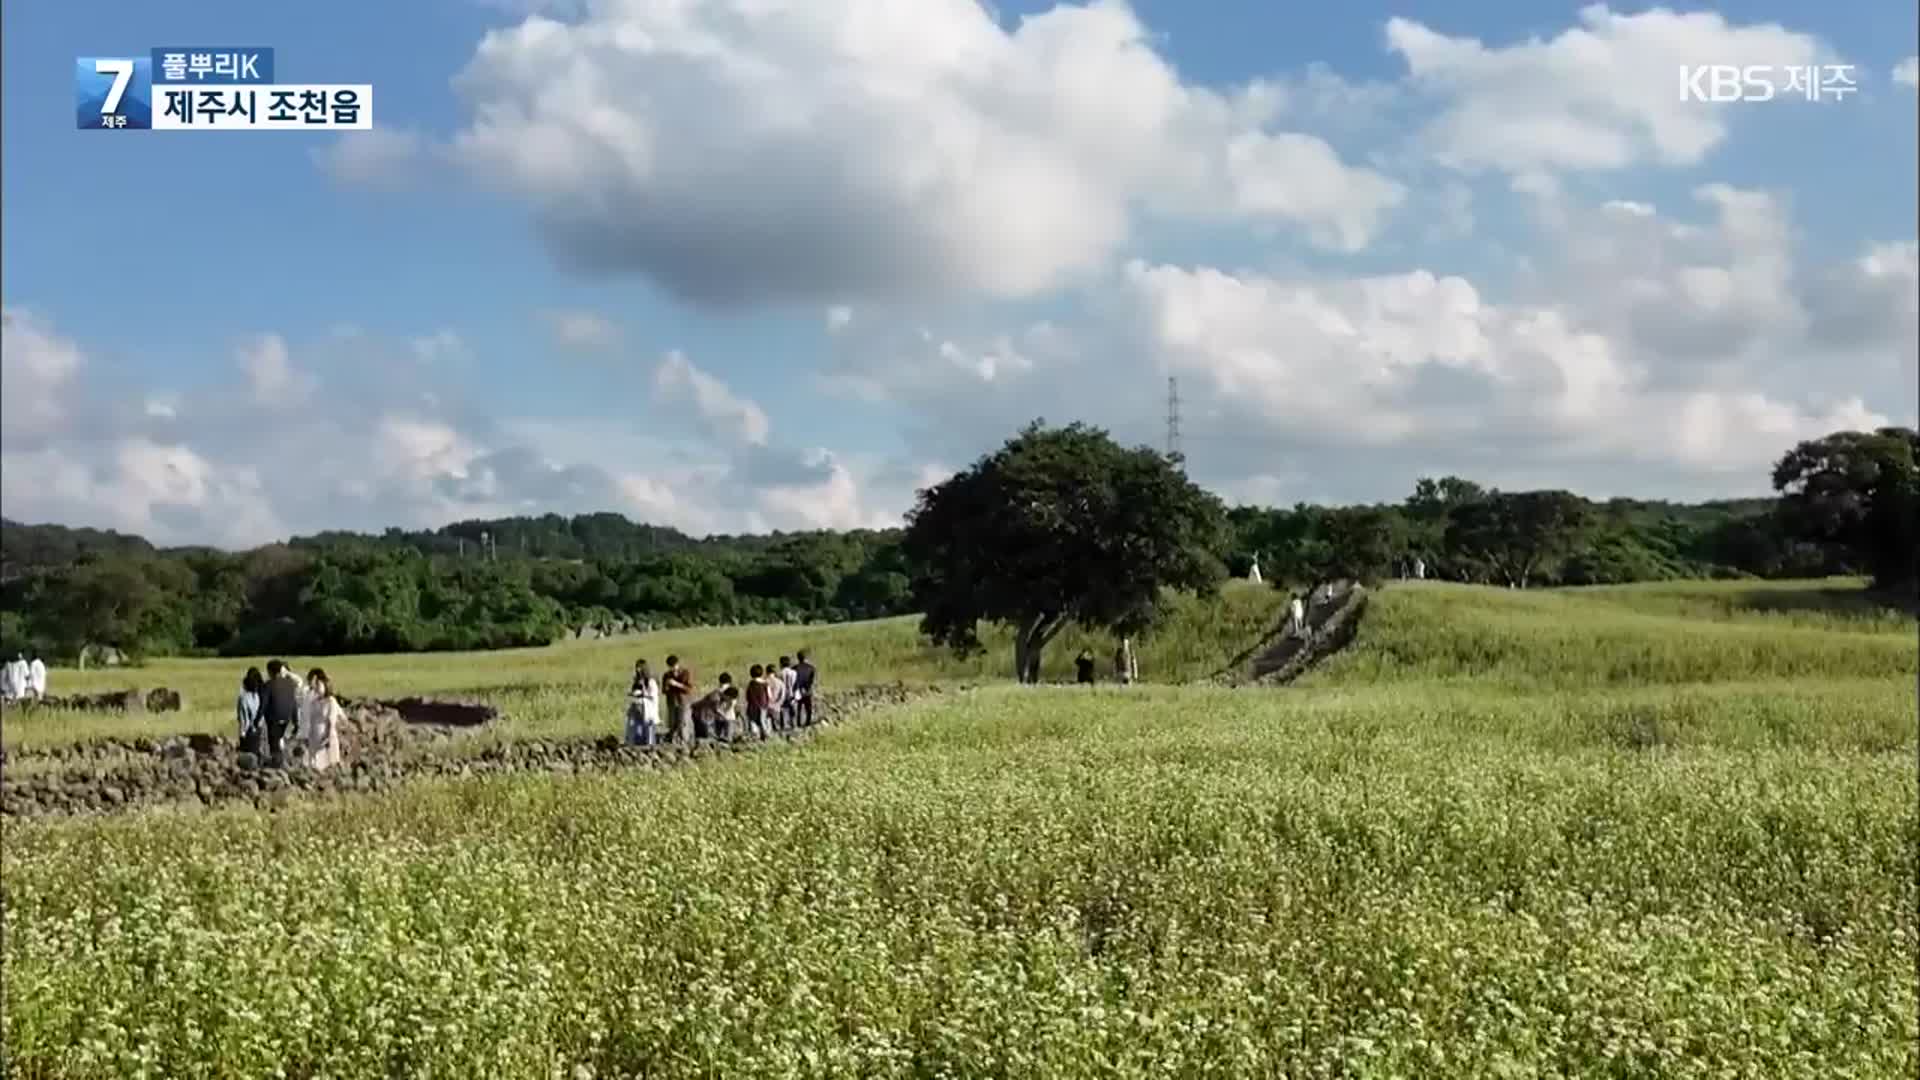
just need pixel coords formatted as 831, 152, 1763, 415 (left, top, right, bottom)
235, 752, 261, 771
146, 689, 184, 713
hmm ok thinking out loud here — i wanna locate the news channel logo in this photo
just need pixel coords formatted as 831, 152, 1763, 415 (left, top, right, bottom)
77, 48, 275, 130
1677, 64, 1857, 103
71, 48, 371, 132
75, 56, 153, 129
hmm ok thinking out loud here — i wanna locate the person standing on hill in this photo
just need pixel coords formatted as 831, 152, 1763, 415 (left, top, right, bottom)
627, 659, 659, 747
236, 667, 266, 758
261, 659, 302, 767
662, 655, 692, 744
1289, 594, 1310, 645
791, 650, 817, 726
1075, 649, 1096, 684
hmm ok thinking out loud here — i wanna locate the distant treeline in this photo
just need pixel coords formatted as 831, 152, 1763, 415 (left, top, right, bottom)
2, 426, 1910, 659
0, 516, 914, 659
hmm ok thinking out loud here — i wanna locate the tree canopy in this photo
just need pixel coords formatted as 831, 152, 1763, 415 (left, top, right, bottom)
904, 422, 1229, 682
1772, 427, 1918, 592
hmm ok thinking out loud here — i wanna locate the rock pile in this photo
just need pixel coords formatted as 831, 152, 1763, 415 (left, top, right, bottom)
4, 687, 186, 713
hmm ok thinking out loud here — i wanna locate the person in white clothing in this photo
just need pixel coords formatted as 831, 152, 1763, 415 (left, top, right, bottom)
626, 659, 660, 746
27, 654, 47, 701
763, 658, 787, 737
300, 668, 345, 771
0, 657, 17, 703
7, 654, 30, 702
1114, 638, 1138, 685
776, 655, 798, 732
1289, 595, 1309, 642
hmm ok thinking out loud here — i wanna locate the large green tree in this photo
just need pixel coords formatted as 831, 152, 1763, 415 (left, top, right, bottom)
1445, 490, 1593, 588
1304, 506, 1403, 589
1402, 475, 1485, 579
1773, 427, 1919, 592
903, 422, 1229, 683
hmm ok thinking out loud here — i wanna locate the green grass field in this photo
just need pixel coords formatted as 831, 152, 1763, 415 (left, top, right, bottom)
3, 582, 1283, 750
4, 578, 1915, 1077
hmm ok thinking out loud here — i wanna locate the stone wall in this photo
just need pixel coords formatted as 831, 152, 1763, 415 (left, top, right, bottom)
1, 684, 932, 820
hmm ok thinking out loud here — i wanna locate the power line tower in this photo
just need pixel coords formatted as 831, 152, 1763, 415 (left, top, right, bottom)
1165, 376, 1186, 471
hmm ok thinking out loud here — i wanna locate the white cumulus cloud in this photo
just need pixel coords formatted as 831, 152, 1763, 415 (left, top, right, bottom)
441, 0, 1402, 306
1387, 5, 1830, 174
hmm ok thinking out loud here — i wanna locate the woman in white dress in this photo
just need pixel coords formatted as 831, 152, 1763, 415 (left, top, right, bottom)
626, 659, 659, 746
301, 668, 346, 771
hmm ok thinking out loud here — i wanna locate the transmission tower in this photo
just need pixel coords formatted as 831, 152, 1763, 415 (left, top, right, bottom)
1165, 376, 1186, 471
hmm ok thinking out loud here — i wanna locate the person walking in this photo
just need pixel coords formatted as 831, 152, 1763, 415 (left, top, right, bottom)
26, 653, 47, 702
762, 659, 787, 737
3, 653, 28, 703
791, 650, 817, 726
662, 655, 693, 744
1074, 649, 1096, 685
1289, 594, 1311, 645
627, 659, 660, 746
777, 656, 798, 731
745, 665, 771, 740
236, 667, 267, 759
1113, 638, 1137, 685
301, 669, 345, 771
261, 659, 302, 767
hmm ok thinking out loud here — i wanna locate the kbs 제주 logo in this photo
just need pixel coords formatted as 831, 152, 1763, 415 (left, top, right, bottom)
75, 47, 374, 131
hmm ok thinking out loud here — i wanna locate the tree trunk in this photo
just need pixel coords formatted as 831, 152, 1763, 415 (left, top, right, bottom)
1012, 611, 1063, 684
1013, 612, 1044, 684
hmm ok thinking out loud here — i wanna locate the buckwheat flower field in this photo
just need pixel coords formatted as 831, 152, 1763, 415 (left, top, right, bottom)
4, 581, 1914, 1077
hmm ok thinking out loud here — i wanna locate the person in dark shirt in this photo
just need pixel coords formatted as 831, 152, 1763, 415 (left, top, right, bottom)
691, 674, 736, 741
260, 659, 302, 767
662, 655, 693, 744
1074, 649, 1096, 684
745, 664, 770, 740
791, 650, 817, 726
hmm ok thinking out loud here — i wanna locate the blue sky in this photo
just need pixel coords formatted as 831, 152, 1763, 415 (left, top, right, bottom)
3, 1, 1916, 546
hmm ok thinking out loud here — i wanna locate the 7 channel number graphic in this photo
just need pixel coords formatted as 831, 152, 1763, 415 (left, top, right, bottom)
76, 56, 153, 129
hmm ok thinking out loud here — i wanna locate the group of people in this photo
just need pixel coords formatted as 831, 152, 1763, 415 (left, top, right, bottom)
621, 650, 820, 746
1074, 638, 1139, 685
234, 660, 345, 770
0, 652, 49, 703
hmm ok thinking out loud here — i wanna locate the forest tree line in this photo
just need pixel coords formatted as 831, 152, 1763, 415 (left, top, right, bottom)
1, 426, 1910, 660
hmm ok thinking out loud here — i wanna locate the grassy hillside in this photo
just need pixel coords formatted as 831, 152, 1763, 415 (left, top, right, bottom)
1304, 578, 1916, 691
4, 582, 1284, 748
8, 673, 1913, 1074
